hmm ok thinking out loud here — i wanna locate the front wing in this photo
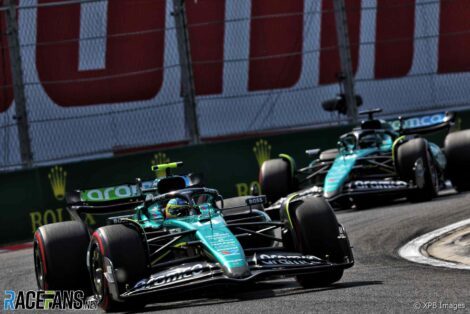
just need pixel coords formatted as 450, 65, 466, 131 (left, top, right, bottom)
102, 252, 353, 301
330, 179, 413, 201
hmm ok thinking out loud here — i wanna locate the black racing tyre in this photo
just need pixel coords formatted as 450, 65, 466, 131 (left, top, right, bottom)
319, 148, 338, 161
445, 130, 470, 192
290, 197, 347, 288
89, 224, 148, 312
396, 138, 438, 202
33, 221, 90, 292
259, 158, 294, 203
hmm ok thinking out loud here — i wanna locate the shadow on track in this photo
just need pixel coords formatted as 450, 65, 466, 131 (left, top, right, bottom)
133, 280, 383, 313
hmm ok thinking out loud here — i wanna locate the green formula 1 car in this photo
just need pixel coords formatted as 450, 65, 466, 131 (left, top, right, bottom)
33, 162, 353, 311
259, 109, 470, 210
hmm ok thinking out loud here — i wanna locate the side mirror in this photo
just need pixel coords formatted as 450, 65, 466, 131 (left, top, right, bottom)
305, 148, 321, 158
337, 140, 351, 153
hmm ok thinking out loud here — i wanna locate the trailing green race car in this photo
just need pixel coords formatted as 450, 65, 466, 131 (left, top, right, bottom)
33, 162, 354, 311
259, 109, 470, 210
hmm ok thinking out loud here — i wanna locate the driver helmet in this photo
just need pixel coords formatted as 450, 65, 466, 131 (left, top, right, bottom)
165, 198, 191, 218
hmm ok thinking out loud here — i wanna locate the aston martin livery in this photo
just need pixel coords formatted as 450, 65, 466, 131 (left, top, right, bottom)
259, 109, 470, 210
33, 162, 354, 311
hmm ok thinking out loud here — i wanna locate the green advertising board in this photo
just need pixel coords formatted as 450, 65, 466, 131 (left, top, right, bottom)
0, 110, 467, 245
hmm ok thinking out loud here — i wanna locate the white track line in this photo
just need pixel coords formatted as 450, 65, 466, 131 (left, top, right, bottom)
398, 218, 470, 270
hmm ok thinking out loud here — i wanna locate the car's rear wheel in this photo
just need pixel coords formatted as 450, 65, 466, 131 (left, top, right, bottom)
259, 158, 294, 204
396, 138, 438, 202
286, 197, 351, 288
90, 224, 148, 312
33, 221, 90, 292
445, 130, 470, 192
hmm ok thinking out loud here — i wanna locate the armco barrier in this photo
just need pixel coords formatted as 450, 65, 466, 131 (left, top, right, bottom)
0, 110, 468, 245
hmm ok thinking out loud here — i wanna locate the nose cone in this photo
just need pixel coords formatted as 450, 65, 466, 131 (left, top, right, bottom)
222, 265, 251, 279
196, 219, 251, 279
323, 190, 339, 199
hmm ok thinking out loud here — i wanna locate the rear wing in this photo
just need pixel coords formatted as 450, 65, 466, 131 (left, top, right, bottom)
389, 112, 456, 135
66, 173, 204, 214
66, 179, 154, 204
66, 181, 150, 214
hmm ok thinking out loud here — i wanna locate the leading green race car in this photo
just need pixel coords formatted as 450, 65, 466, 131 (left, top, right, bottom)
259, 109, 470, 210
33, 162, 354, 311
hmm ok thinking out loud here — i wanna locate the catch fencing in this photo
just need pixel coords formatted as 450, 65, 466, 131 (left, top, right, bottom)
1, 0, 470, 170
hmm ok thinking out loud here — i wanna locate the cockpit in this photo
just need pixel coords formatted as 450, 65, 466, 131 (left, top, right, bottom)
338, 130, 394, 152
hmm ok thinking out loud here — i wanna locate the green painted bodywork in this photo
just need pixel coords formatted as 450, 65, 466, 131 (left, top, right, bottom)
324, 148, 377, 197
322, 128, 446, 199
133, 188, 250, 276
323, 130, 395, 198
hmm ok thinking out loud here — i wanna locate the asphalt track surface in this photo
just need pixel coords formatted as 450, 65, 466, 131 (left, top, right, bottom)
1, 191, 470, 313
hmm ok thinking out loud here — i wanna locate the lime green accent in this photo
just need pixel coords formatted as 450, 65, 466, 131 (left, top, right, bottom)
279, 153, 296, 177
392, 135, 406, 161
284, 193, 298, 229
151, 242, 188, 265
151, 162, 180, 172
151, 251, 170, 265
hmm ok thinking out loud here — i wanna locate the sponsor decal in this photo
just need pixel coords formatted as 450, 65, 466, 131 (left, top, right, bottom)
82, 185, 139, 201
389, 113, 446, 131
346, 180, 408, 191
235, 139, 271, 196
257, 253, 323, 266
81, 180, 154, 202
134, 263, 211, 289
245, 196, 266, 206
29, 167, 97, 238
253, 139, 272, 168
3, 290, 97, 311
221, 250, 238, 256
48, 166, 67, 201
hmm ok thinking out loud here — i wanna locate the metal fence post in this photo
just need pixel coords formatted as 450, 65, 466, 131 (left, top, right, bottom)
333, 0, 358, 124
173, 0, 200, 144
5, 0, 33, 167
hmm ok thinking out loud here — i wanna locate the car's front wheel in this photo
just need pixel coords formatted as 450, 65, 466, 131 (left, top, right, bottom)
284, 197, 352, 288
89, 224, 148, 311
397, 138, 438, 202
